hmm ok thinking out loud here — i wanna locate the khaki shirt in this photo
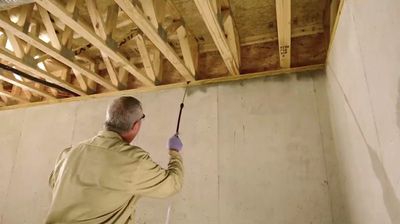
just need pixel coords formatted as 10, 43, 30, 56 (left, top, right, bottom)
45, 131, 183, 224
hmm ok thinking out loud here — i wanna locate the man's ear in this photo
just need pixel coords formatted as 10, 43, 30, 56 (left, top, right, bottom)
132, 121, 141, 132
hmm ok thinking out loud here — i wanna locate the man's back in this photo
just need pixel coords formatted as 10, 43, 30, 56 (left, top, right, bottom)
46, 131, 183, 224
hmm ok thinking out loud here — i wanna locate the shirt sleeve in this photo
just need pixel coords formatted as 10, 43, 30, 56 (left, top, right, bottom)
133, 150, 184, 198
48, 147, 72, 189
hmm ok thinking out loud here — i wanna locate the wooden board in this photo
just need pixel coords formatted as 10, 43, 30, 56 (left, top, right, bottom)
0, 0, 336, 109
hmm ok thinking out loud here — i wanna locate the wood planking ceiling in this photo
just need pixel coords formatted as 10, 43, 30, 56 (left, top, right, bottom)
0, 0, 339, 109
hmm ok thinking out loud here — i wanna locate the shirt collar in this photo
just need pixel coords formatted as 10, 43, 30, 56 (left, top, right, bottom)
98, 130, 123, 140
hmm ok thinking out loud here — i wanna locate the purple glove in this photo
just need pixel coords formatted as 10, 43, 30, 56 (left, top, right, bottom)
168, 134, 183, 151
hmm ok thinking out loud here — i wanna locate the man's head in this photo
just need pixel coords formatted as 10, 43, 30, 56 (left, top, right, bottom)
104, 96, 145, 143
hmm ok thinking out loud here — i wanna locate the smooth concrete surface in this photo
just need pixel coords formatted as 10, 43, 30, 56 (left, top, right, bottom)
2, 103, 77, 224
0, 109, 25, 223
323, 0, 400, 223
217, 75, 332, 223
0, 73, 332, 224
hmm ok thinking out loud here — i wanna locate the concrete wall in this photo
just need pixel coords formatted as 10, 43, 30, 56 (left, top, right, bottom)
323, 0, 400, 223
0, 73, 332, 224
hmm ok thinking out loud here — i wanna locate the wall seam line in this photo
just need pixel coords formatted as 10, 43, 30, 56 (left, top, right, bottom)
69, 102, 80, 146
349, 3, 382, 158
216, 84, 221, 224
311, 73, 335, 224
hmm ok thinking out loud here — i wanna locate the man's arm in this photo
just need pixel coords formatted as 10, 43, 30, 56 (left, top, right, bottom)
48, 147, 72, 189
133, 135, 184, 198
133, 149, 183, 198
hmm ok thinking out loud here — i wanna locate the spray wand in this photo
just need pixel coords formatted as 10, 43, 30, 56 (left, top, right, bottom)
175, 81, 190, 135
165, 81, 190, 224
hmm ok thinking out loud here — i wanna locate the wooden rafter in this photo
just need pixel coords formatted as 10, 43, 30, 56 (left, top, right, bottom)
38, 5, 62, 50
105, 4, 119, 38
0, 82, 29, 103
135, 34, 157, 82
176, 25, 198, 76
275, 0, 291, 68
114, 0, 195, 81
24, 22, 38, 56
5, 29, 27, 100
60, 0, 77, 48
139, 0, 166, 28
0, 12, 117, 91
165, 0, 199, 77
137, 0, 166, 83
35, 0, 154, 86
86, 0, 120, 88
194, 0, 240, 76
329, 0, 340, 34
0, 0, 332, 109
0, 71, 55, 99
0, 64, 325, 111
0, 48, 86, 96
5, 7, 40, 101
222, 11, 240, 68
59, 0, 93, 93
0, 81, 10, 105
4, 30, 24, 58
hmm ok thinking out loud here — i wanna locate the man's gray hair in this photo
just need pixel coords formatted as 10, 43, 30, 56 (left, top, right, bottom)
105, 96, 143, 134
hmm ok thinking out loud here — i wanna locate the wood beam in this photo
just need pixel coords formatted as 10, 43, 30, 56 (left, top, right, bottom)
86, 0, 120, 88
4, 30, 25, 58
275, 0, 291, 68
138, 0, 165, 83
13, 10, 44, 100
149, 48, 163, 83
54, 68, 71, 82
0, 48, 86, 96
114, 0, 195, 81
60, 0, 77, 48
0, 64, 325, 111
135, 34, 157, 82
330, 0, 340, 34
38, 5, 62, 50
222, 11, 240, 67
87, 61, 98, 91
165, 0, 199, 78
0, 82, 12, 105
0, 86, 29, 103
24, 22, 39, 55
176, 25, 198, 76
0, 71, 55, 99
118, 64, 129, 89
86, 0, 107, 39
194, 0, 240, 75
5, 11, 40, 101
326, 0, 344, 60
16, 4, 35, 28
0, 13, 117, 91
59, 0, 81, 87
36, 0, 154, 86
139, 0, 166, 29
105, 4, 119, 38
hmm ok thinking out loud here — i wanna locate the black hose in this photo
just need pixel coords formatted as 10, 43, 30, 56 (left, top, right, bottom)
0, 62, 79, 96
176, 102, 184, 134
175, 81, 190, 135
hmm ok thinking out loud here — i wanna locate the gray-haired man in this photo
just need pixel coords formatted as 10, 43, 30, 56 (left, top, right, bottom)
46, 96, 184, 224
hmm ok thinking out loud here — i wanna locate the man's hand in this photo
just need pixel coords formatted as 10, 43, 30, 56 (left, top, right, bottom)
168, 135, 183, 152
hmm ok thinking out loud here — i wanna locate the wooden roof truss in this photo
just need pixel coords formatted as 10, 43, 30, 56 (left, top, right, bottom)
0, 0, 342, 109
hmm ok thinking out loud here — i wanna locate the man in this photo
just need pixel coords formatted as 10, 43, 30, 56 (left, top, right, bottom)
46, 96, 184, 224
